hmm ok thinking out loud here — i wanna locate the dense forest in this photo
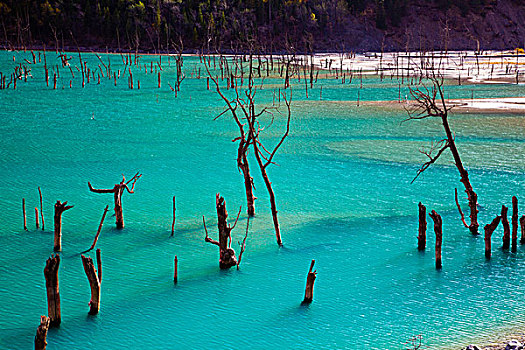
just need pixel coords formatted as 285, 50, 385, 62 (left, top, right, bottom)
0, 0, 524, 52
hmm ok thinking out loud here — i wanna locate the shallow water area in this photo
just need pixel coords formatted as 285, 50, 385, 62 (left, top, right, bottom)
1, 50, 525, 349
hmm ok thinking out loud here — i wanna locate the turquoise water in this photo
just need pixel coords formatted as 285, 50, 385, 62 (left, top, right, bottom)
1, 51, 525, 349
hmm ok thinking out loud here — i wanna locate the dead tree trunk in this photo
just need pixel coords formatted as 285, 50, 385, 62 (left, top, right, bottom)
171, 196, 176, 236
302, 259, 317, 304
203, 194, 239, 269
520, 215, 525, 244
34, 315, 50, 350
44, 255, 61, 327
407, 77, 479, 235
81, 205, 108, 254
22, 198, 27, 230
88, 172, 141, 229
512, 196, 518, 252
429, 210, 442, 269
53, 201, 73, 251
485, 216, 501, 259
81, 254, 101, 315
418, 202, 426, 250
502, 205, 510, 250
38, 187, 45, 231
173, 255, 178, 284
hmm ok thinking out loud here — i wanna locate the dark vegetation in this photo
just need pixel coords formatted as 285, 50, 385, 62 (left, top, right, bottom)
0, 0, 524, 53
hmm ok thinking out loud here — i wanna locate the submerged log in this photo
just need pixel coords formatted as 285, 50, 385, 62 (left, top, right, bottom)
502, 205, 510, 250
512, 196, 518, 252
81, 254, 101, 315
34, 315, 50, 350
44, 255, 61, 327
418, 202, 426, 250
203, 194, 239, 269
485, 216, 501, 259
302, 260, 317, 303
429, 210, 442, 269
88, 172, 141, 229
53, 201, 74, 251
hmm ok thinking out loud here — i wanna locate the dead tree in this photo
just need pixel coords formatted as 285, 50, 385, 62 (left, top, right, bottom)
406, 76, 479, 235
81, 205, 109, 254
81, 253, 101, 315
44, 255, 61, 327
485, 216, 501, 259
34, 315, 50, 350
203, 194, 241, 269
87, 172, 142, 229
429, 210, 442, 269
53, 201, 74, 251
205, 62, 256, 217
302, 259, 317, 303
512, 196, 518, 252
418, 202, 426, 250
501, 205, 510, 250
520, 215, 525, 244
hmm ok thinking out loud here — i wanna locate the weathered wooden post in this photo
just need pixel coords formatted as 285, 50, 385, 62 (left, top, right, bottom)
87, 172, 142, 229
81, 253, 101, 315
485, 216, 501, 259
34, 315, 50, 350
512, 196, 518, 252
173, 255, 178, 284
418, 202, 426, 250
53, 201, 74, 251
44, 255, 61, 327
502, 205, 510, 250
22, 198, 27, 230
429, 210, 442, 269
302, 260, 317, 303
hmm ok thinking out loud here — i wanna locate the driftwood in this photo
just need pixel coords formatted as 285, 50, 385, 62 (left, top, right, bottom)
485, 216, 501, 259
418, 202, 426, 250
501, 205, 510, 250
429, 210, 442, 269
88, 172, 142, 229
302, 260, 317, 303
203, 194, 240, 269
34, 315, 50, 350
81, 253, 101, 315
81, 205, 109, 254
512, 196, 518, 252
44, 255, 61, 327
53, 201, 74, 251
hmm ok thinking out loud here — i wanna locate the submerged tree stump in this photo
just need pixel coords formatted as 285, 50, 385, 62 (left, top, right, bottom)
173, 255, 178, 284
512, 196, 518, 252
203, 194, 239, 269
34, 315, 50, 350
418, 202, 426, 250
44, 255, 61, 327
429, 210, 442, 269
22, 198, 27, 230
53, 201, 74, 251
302, 260, 317, 304
88, 172, 141, 229
81, 254, 101, 315
485, 216, 501, 259
502, 205, 510, 250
